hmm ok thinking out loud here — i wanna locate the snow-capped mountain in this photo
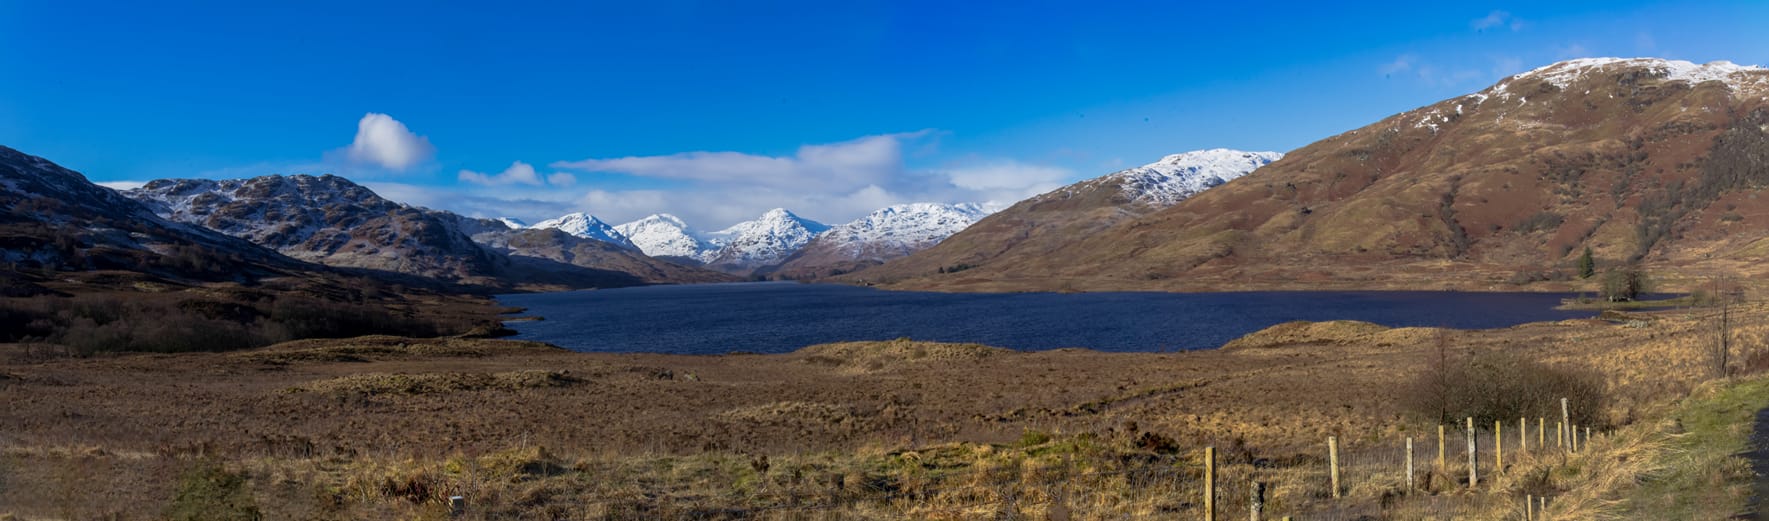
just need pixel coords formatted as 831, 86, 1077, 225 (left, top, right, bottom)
701, 208, 829, 272
125, 175, 500, 279
529, 212, 638, 250
123, 174, 727, 287
844, 148, 1280, 284
1039, 149, 1283, 207
1, 145, 308, 281
496, 217, 527, 230
1508, 57, 1764, 92
614, 214, 713, 261
764, 202, 995, 279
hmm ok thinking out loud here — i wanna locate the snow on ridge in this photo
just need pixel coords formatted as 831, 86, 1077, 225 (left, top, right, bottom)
817, 202, 993, 255
530, 212, 638, 249
1103, 149, 1283, 206
1511, 57, 1765, 91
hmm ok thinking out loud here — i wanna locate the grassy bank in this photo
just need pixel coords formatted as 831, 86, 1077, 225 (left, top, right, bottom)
1613, 376, 1769, 519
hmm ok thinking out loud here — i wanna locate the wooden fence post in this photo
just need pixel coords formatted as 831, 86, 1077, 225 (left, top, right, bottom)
1571, 423, 1579, 452
1466, 417, 1478, 488
1328, 436, 1341, 499
1205, 446, 1216, 521
1520, 417, 1528, 452
1496, 420, 1503, 472
1538, 417, 1545, 447
1586, 426, 1592, 449
1527, 494, 1534, 520
1405, 437, 1415, 493
1561, 397, 1570, 448
1557, 422, 1564, 449
1251, 481, 1265, 521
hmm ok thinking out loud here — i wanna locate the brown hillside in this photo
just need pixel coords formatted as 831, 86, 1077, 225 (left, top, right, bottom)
863, 58, 1769, 292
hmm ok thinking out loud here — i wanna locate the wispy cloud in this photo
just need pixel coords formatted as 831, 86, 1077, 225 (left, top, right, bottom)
1471, 10, 1524, 32
1555, 42, 1591, 59
1380, 54, 1416, 76
1381, 53, 1496, 88
341, 113, 434, 171
458, 161, 553, 186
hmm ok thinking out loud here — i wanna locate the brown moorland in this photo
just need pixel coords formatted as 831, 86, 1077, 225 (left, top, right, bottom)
2, 299, 1764, 519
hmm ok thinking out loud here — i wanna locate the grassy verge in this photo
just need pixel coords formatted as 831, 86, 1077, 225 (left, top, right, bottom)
1614, 376, 1769, 519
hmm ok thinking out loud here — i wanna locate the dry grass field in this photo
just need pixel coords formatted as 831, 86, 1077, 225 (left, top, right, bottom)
2, 298, 1767, 519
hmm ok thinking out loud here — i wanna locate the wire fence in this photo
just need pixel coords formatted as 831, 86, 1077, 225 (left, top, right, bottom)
631, 415, 1599, 520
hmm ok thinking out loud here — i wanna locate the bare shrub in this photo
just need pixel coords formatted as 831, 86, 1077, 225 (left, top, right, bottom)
1403, 348, 1607, 427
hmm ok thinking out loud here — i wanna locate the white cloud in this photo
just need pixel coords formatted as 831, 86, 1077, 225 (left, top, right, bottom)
344, 113, 434, 171
940, 161, 1072, 205
95, 180, 146, 191
373, 132, 1078, 230
552, 131, 926, 191
459, 161, 543, 186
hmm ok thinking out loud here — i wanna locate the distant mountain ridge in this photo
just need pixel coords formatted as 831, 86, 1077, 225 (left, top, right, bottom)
124, 174, 728, 288
848, 148, 1281, 286
764, 203, 995, 279
127, 175, 499, 280
1039, 149, 1284, 207
530, 213, 639, 250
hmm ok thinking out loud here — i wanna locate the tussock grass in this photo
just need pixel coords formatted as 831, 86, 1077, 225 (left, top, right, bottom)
289, 370, 579, 396
795, 338, 1007, 373
241, 335, 559, 364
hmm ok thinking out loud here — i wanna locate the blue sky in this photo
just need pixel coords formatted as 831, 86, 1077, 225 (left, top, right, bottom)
3, 1, 1767, 227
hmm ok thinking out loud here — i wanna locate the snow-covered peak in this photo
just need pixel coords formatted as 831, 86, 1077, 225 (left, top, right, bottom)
1509, 57, 1766, 91
496, 217, 527, 230
1063, 149, 1282, 207
614, 213, 709, 259
817, 202, 992, 254
531, 212, 637, 249
713, 208, 829, 238
702, 209, 829, 268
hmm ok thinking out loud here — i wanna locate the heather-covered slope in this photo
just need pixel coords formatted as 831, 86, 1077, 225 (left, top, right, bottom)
866, 58, 1769, 291
0, 145, 309, 284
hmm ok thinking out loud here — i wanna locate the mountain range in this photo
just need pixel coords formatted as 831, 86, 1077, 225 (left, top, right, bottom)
16, 57, 1750, 295
122, 175, 731, 289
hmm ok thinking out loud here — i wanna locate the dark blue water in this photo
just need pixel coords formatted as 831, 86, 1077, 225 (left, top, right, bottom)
495, 282, 1598, 354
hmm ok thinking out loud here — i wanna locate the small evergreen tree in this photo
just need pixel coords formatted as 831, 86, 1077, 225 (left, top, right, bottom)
1577, 246, 1596, 279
